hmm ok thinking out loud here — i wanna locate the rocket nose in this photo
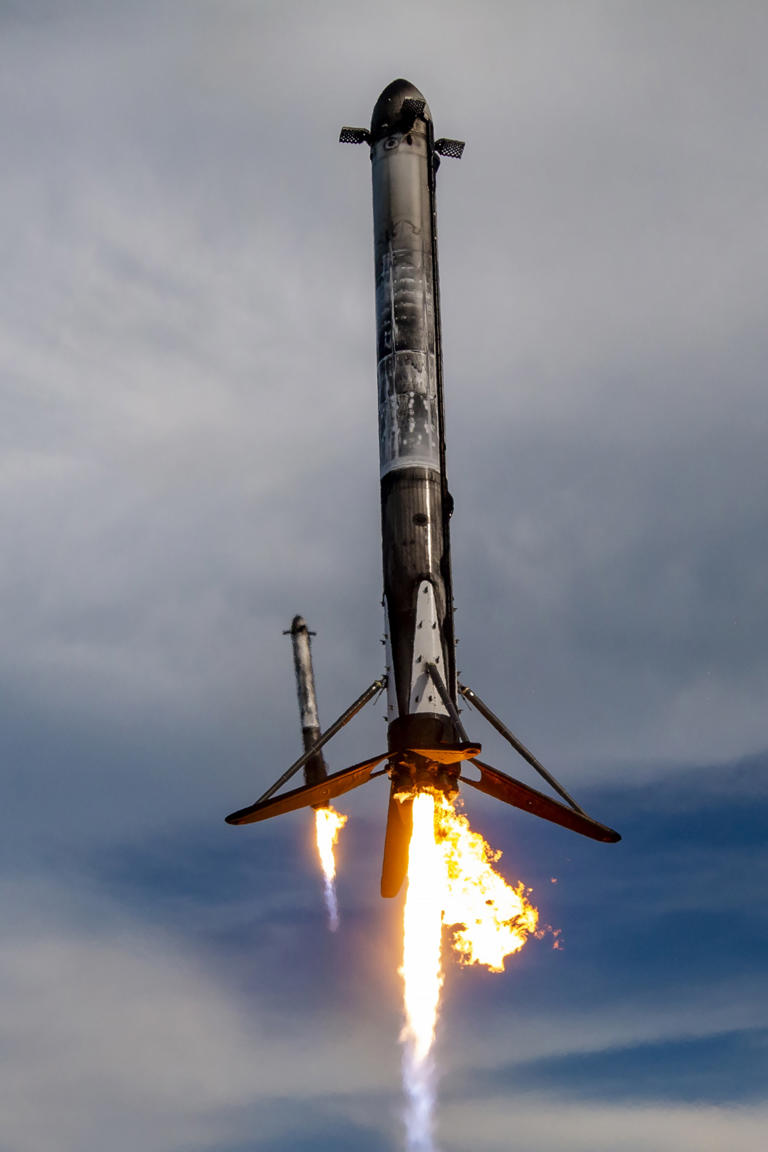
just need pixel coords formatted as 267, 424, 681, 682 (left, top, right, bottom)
291, 615, 308, 634
370, 78, 431, 138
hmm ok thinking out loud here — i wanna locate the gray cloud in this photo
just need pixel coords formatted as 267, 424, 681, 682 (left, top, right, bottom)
0, 874, 403, 1152
2, 852, 764, 1152
437, 1096, 768, 1152
2, 8, 767, 1144
2, 3, 765, 829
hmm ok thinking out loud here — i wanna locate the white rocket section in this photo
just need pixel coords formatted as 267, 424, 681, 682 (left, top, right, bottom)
408, 581, 449, 716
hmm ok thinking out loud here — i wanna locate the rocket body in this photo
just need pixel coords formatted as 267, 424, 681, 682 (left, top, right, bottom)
368, 80, 457, 757
288, 615, 328, 787
224, 83, 622, 886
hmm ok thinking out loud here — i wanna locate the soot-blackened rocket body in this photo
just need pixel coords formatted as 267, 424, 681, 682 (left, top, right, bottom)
225, 81, 621, 897
364, 79, 463, 756
343, 81, 472, 895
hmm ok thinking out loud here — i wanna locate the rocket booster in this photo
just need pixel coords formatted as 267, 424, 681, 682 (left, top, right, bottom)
285, 615, 328, 788
225, 81, 621, 896
343, 80, 472, 893
369, 79, 459, 756
344, 80, 467, 756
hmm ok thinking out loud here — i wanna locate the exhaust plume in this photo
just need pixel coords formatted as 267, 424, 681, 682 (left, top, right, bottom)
314, 805, 347, 931
399, 789, 539, 1150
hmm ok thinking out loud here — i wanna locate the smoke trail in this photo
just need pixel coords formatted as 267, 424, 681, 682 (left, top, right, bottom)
323, 872, 340, 932
401, 1043, 437, 1152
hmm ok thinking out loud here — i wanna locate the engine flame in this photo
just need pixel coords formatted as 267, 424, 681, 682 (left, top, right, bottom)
436, 794, 538, 971
400, 792, 443, 1152
399, 788, 538, 1151
314, 805, 347, 931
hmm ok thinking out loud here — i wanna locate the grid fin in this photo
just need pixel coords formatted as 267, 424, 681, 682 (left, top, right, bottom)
339, 126, 370, 144
401, 97, 426, 121
435, 137, 465, 159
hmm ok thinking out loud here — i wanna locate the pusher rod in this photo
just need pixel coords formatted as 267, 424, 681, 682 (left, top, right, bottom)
255, 676, 387, 804
425, 662, 470, 743
458, 682, 585, 815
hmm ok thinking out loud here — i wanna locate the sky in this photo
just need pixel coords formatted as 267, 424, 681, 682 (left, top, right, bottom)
1, 1, 766, 1149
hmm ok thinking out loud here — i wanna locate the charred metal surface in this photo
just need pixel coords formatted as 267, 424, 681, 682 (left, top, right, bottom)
381, 470, 450, 726
381, 783, 413, 898
390, 755, 461, 799
387, 712, 456, 753
368, 79, 458, 755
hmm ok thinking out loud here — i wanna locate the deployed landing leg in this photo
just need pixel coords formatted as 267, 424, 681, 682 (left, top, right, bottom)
423, 667, 621, 845
459, 682, 584, 814
225, 676, 388, 825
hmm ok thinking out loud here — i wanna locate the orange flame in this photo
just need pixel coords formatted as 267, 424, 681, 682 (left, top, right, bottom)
314, 805, 347, 931
399, 788, 538, 1149
435, 793, 538, 971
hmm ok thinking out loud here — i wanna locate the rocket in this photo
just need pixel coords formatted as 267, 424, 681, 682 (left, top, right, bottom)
284, 615, 328, 789
226, 80, 620, 896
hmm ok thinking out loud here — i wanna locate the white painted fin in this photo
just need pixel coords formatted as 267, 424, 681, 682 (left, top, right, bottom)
408, 581, 449, 716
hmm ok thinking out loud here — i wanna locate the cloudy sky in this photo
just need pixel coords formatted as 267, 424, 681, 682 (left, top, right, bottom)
2, 2, 766, 1150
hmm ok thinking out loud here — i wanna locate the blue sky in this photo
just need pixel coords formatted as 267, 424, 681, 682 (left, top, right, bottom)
2, 2, 766, 1149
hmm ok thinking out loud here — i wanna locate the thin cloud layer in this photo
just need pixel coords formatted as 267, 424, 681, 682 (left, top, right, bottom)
3, 760, 766, 1152
2, 4, 766, 1150
0, 875, 400, 1152
437, 1097, 768, 1152
2, 3, 767, 851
